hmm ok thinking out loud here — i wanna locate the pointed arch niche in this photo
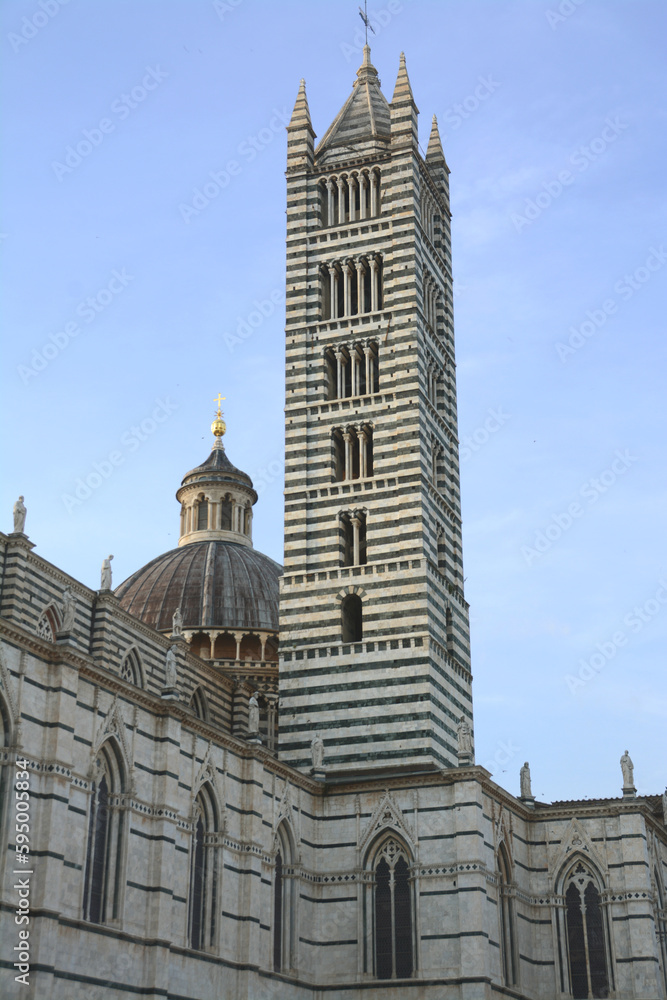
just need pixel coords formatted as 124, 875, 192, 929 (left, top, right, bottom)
557, 857, 611, 999
364, 834, 414, 981
273, 820, 297, 974
82, 739, 126, 925
497, 841, 517, 986
188, 782, 220, 951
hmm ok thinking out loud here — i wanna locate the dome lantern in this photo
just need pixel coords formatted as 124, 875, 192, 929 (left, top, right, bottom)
176, 399, 258, 548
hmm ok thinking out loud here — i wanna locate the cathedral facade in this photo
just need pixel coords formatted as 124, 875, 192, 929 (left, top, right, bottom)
1, 47, 666, 1000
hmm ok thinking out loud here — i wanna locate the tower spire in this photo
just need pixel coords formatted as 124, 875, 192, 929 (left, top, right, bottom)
287, 78, 315, 170
426, 115, 446, 164
391, 51, 416, 106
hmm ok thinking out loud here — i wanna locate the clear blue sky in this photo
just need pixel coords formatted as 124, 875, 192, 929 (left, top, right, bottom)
1, 0, 665, 803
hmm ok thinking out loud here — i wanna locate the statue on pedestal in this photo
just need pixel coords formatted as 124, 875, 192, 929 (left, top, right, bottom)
101, 555, 114, 590
311, 733, 325, 770
248, 691, 260, 734
172, 606, 183, 637
457, 716, 473, 758
61, 586, 76, 632
165, 644, 178, 689
520, 761, 533, 799
13, 496, 27, 533
620, 750, 634, 788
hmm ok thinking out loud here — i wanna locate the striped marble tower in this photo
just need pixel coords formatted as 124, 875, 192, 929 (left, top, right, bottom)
279, 47, 472, 776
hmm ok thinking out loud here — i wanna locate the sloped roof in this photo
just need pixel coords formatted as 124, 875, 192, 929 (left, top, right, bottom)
316, 45, 390, 164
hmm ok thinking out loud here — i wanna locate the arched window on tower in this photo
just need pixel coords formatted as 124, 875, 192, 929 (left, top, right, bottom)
220, 497, 232, 531
332, 429, 346, 482
196, 498, 208, 531
436, 525, 447, 574
371, 838, 413, 980
188, 784, 219, 951
339, 511, 367, 567
273, 822, 296, 972
83, 740, 126, 925
498, 842, 517, 986
563, 860, 610, 999
341, 593, 362, 643
445, 606, 455, 654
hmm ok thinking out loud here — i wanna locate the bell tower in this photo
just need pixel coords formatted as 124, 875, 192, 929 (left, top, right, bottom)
279, 48, 472, 775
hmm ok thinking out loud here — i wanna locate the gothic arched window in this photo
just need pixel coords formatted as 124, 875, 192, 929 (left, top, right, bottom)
119, 648, 143, 688
498, 842, 517, 985
371, 838, 413, 980
189, 686, 209, 722
83, 740, 125, 924
273, 822, 295, 972
188, 784, 219, 951
36, 604, 60, 642
341, 594, 362, 643
563, 860, 609, 999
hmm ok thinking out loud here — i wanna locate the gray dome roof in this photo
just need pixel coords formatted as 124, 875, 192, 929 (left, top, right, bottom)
180, 443, 254, 493
115, 540, 281, 632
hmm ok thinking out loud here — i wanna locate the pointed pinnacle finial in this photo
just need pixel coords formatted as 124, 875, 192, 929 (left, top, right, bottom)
211, 394, 226, 441
288, 78, 312, 130
392, 50, 415, 105
363, 43, 371, 65
426, 114, 446, 164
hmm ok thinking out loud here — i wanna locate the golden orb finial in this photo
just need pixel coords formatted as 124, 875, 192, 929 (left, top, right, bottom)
211, 393, 226, 439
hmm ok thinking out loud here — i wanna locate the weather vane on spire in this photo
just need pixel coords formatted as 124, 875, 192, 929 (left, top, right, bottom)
358, 1, 375, 45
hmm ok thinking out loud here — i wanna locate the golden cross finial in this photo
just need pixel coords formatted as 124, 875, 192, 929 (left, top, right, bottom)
214, 393, 225, 411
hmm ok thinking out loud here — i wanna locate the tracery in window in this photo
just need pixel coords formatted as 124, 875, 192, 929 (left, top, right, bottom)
273, 821, 296, 972
563, 861, 609, 999
188, 783, 219, 951
372, 838, 413, 980
498, 842, 517, 986
83, 740, 125, 925
119, 647, 142, 687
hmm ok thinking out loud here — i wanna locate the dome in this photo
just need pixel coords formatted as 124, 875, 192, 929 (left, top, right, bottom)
115, 539, 281, 632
